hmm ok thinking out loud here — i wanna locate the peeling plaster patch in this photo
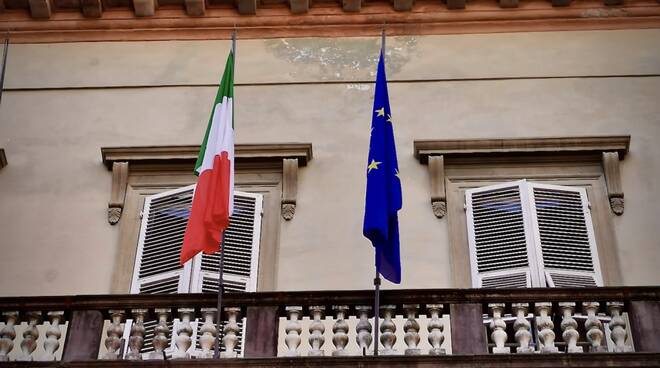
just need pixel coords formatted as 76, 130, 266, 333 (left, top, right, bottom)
266, 37, 418, 81
347, 83, 371, 91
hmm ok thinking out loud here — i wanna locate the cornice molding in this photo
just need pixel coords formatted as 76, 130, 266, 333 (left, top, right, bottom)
414, 135, 631, 217
101, 143, 313, 224
0, 148, 6, 169
1, 0, 659, 42
414, 135, 630, 164
101, 143, 313, 169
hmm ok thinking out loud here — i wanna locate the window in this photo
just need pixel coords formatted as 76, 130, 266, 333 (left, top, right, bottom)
466, 180, 602, 288
130, 184, 263, 294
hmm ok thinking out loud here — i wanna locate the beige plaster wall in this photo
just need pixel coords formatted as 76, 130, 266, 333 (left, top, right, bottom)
0, 30, 659, 296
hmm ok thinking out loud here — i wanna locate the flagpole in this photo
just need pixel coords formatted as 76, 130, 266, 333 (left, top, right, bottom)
370, 28, 387, 358
0, 36, 9, 107
213, 31, 236, 360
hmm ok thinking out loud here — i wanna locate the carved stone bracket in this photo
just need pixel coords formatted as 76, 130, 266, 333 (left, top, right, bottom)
414, 136, 631, 218
602, 151, 624, 215
0, 148, 6, 170
108, 162, 129, 225
282, 158, 298, 221
428, 155, 446, 218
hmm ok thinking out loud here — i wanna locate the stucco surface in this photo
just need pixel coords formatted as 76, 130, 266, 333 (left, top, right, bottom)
0, 30, 659, 296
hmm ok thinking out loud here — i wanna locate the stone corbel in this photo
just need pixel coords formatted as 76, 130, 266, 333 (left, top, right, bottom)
108, 162, 129, 225
602, 151, 624, 215
0, 148, 6, 170
428, 155, 447, 218
281, 158, 298, 220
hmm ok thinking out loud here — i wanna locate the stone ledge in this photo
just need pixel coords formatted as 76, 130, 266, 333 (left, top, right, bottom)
1, 353, 659, 367
101, 143, 313, 169
414, 135, 630, 164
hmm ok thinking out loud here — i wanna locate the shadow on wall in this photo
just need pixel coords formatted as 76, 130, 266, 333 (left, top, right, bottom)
265, 37, 418, 81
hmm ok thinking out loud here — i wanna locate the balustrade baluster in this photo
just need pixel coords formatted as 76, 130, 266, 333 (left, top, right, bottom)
379, 305, 397, 355
148, 308, 170, 360
426, 304, 445, 355
126, 309, 147, 360
222, 307, 241, 358
198, 308, 217, 359
583, 302, 606, 352
284, 306, 302, 357
511, 303, 533, 353
607, 302, 630, 352
0, 311, 19, 361
42, 311, 64, 361
332, 305, 349, 356
102, 310, 124, 360
559, 302, 582, 353
355, 306, 373, 355
172, 308, 194, 359
489, 303, 510, 354
16, 311, 41, 361
307, 306, 325, 356
535, 303, 558, 353
403, 304, 421, 355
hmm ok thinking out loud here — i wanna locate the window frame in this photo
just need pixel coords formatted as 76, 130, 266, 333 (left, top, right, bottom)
445, 158, 622, 288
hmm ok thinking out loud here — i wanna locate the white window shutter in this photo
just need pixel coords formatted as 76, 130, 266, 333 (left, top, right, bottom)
465, 180, 539, 288
130, 185, 195, 294
527, 183, 604, 287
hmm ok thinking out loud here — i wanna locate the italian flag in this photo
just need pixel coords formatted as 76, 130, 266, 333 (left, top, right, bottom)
180, 51, 235, 265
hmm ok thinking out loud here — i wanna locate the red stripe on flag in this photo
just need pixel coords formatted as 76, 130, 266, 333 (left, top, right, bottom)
180, 152, 232, 265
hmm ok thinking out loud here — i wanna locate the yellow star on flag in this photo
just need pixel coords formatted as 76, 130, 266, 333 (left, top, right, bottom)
375, 107, 385, 117
395, 168, 400, 178
387, 114, 393, 123
367, 159, 382, 173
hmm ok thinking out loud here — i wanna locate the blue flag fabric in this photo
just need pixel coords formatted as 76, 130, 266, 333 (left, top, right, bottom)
363, 50, 402, 284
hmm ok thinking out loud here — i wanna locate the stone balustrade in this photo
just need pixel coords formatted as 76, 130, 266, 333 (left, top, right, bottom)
0, 287, 658, 365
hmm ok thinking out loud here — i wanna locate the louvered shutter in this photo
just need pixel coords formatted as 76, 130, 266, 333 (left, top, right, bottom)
130, 185, 195, 294
465, 181, 539, 288
527, 183, 603, 287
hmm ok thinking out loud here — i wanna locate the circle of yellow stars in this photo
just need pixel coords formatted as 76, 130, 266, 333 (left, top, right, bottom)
368, 106, 399, 178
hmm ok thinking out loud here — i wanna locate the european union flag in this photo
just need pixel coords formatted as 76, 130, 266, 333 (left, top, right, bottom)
363, 50, 402, 284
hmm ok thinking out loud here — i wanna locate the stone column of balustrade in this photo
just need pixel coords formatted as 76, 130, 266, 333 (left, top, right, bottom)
607, 302, 631, 352
379, 305, 397, 355
0, 311, 19, 362
559, 303, 582, 353
102, 310, 125, 360
331, 305, 349, 356
489, 303, 510, 354
125, 309, 148, 360
535, 303, 558, 353
283, 306, 302, 357
583, 302, 606, 352
307, 306, 325, 356
197, 308, 217, 359
511, 303, 534, 353
426, 304, 445, 355
148, 308, 171, 360
403, 304, 421, 355
42, 311, 65, 361
172, 308, 194, 359
355, 306, 373, 355
222, 307, 241, 358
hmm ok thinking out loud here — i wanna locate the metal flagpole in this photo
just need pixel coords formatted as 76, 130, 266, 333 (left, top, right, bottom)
371, 28, 386, 357
0, 36, 9, 107
213, 31, 237, 360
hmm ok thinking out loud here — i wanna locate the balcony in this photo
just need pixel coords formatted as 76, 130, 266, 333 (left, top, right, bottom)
0, 287, 659, 367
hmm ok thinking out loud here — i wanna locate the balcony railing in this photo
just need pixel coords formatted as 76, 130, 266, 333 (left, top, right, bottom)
0, 287, 659, 366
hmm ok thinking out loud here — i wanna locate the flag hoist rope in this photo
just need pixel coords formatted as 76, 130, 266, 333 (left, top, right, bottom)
213, 30, 236, 360
372, 28, 386, 358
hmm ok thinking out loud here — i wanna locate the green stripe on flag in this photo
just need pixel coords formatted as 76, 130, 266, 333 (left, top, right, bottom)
195, 51, 234, 175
